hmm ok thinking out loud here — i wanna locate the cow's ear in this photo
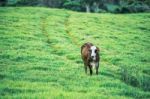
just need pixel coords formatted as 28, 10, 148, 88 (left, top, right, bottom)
96, 47, 100, 52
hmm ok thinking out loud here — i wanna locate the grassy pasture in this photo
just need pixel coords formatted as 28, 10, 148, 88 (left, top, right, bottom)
0, 7, 150, 98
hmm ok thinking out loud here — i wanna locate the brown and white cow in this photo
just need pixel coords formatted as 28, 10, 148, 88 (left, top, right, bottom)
81, 42, 100, 75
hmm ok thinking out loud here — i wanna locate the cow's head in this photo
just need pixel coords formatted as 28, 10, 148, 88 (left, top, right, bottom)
89, 46, 99, 61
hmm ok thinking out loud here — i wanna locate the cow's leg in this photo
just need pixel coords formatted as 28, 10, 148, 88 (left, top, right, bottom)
89, 65, 93, 75
96, 63, 99, 75
84, 63, 87, 74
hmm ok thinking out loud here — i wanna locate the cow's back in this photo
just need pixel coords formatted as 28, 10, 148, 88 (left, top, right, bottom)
81, 43, 93, 61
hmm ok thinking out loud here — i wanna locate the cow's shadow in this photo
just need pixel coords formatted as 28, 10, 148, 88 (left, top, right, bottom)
100, 70, 116, 79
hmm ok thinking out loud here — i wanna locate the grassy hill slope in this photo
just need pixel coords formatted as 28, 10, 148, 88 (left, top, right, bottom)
0, 7, 150, 99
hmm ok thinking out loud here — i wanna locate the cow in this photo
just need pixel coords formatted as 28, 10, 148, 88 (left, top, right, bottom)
81, 42, 100, 75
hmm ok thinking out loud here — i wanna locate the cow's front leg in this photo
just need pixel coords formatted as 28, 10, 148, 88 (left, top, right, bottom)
89, 65, 93, 75
96, 62, 99, 75
84, 61, 89, 74
84, 64, 87, 74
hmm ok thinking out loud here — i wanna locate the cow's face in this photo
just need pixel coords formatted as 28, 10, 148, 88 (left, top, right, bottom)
89, 46, 99, 61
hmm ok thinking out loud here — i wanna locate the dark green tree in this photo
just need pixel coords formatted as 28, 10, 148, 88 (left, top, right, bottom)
81, 0, 93, 12
42, 0, 63, 8
63, 0, 81, 11
0, 0, 7, 6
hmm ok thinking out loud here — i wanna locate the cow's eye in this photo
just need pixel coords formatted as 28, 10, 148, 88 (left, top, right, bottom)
95, 50, 97, 53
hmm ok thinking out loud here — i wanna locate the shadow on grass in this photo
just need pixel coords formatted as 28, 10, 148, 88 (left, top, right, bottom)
100, 71, 115, 79
0, 74, 5, 80
0, 88, 39, 96
31, 67, 48, 71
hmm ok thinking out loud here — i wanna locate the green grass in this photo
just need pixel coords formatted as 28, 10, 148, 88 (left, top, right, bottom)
0, 7, 150, 99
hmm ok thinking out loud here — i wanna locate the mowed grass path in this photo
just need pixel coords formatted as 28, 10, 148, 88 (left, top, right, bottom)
0, 7, 150, 98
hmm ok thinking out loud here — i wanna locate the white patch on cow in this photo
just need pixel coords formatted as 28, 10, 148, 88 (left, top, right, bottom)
90, 46, 97, 60
90, 62, 98, 69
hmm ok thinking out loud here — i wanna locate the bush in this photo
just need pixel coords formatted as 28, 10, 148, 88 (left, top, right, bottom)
105, 4, 121, 13
96, 8, 107, 13
16, 0, 39, 6
63, 0, 82, 11
6, 0, 39, 6
120, 1, 150, 13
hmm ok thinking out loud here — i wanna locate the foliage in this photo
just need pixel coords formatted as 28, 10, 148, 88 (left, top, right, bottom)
63, 0, 82, 11
0, 0, 7, 6
105, 4, 121, 13
119, 1, 150, 13
2, 0, 150, 13
16, 0, 40, 6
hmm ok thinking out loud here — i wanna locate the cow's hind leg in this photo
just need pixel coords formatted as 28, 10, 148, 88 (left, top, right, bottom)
96, 63, 99, 75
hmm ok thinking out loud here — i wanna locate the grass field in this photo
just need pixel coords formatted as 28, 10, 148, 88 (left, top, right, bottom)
0, 7, 150, 99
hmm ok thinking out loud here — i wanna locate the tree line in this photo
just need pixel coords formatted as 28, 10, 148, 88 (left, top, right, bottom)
1, 0, 150, 13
